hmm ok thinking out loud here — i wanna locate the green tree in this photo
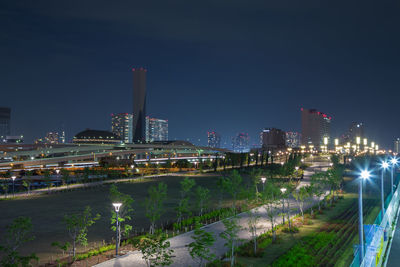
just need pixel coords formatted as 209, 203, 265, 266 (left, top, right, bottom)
219, 216, 243, 267
187, 221, 216, 267
43, 169, 52, 192
109, 184, 134, 243
261, 182, 280, 241
63, 206, 100, 257
176, 177, 196, 224
60, 168, 70, 188
1, 181, 9, 198
22, 180, 31, 195
145, 182, 168, 234
293, 187, 308, 222
195, 186, 210, 216
249, 168, 262, 201
222, 170, 243, 213
51, 241, 71, 257
136, 231, 174, 267
0, 217, 38, 267
247, 207, 261, 255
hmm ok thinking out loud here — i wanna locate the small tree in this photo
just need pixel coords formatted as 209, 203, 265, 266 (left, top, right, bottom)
145, 182, 168, 234
109, 184, 134, 243
63, 206, 100, 257
176, 177, 196, 224
136, 231, 174, 267
293, 187, 308, 222
187, 221, 216, 267
1, 181, 9, 198
51, 241, 71, 257
247, 207, 260, 255
43, 169, 52, 192
22, 180, 31, 195
222, 170, 243, 213
195, 186, 210, 216
61, 168, 70, 188
219, 216, 243, 267
261, 182, 280, 241
0, 217, 38, 266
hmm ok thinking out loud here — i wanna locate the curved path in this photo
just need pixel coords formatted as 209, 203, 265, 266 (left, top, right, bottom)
96, 161, 330, 267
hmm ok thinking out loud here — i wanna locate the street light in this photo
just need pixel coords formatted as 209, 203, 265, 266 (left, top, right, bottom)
280, 188, 287, 224
381, 161, 389, 218
113, 203, 122, 257
11, 175, 16, 198
358, 170, 370, 263
390, 157, 398, 196
261, 177, 266, 191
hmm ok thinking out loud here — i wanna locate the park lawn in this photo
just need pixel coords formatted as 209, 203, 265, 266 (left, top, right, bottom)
237, 191, 359, 267
0, 172, 253, 265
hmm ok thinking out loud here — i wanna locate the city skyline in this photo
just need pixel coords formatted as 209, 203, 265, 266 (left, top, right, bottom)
1, 1, 400, 148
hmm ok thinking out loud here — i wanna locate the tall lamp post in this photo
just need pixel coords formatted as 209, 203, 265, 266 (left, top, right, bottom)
280, 188, 287, 224
261, 177, 266, 191
11, 175, 16, 198
113, 203, 122, 257
390, 158, 398, 196
381, 162, 389, 218
358, 170, 370, 263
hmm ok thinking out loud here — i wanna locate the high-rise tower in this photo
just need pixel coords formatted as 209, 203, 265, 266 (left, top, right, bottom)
0, 107, 11, 139
301, 108, 331, 147
132, 67, 147, 142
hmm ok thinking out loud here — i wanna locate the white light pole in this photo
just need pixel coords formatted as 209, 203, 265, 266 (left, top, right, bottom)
390, 158, 398, 196
358, 170, 370, 263
113, 203, 122, 257
381, 162, 389, 219
280, 187, 287, 224
261, 177, 266, 191
11, 175, 16, 197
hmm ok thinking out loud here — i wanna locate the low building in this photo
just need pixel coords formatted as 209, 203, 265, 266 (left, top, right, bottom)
261, 128, 286, 150
73, 129, 121, 144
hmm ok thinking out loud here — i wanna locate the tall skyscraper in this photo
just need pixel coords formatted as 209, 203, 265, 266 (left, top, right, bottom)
394, 138, 400, 154
301, 108, 331, 147
260, 128, 286, 150
232, 133, 250, 153
112, 113, 133, 143
0, 107, 11, 139
132, 67, 147, 143
207, 131, 221, 148
145, 116, 168, 142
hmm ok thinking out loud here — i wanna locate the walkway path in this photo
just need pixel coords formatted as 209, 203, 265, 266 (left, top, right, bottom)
96, 161, 330, 267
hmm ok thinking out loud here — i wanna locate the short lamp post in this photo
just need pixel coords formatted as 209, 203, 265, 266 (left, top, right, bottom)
390, 158, 398, 196
280, 187, 287, 224
381, 162, 389, 218
261, 177, 266, 191
55, 169, 60, 185
11, 175, 16, 197
113, 203, 122, 257
358, 170, 370, 263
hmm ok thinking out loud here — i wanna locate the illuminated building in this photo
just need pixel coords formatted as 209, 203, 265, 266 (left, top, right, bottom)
207, 131, 221, 148
145, 116, 168, 142
232, 133, 250, 153
3, 135, 23, 144
285, 131, 301, 148
73, 129, 121, 144
60, 131, 66, 143
132, 67, 147, 143
111, 113, 133, 143
261, 128, 286, 150
341, 122, 365, 143
301, 108, 331, 147
395, 138, 400, 154
45, 132, 60, 144
0, 107, 11, 141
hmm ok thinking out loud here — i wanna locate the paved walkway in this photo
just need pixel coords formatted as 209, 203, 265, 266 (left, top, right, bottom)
385, 200, 400, 266
96, 161, 330, 267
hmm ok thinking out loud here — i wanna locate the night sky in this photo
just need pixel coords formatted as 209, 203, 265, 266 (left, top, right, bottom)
1, 1, 399, 148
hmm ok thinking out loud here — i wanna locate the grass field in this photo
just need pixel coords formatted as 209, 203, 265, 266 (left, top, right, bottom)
0, 172, 251, 265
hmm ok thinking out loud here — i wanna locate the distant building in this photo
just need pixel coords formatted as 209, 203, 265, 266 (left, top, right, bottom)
341, 122, 365, 144
3, 135, 23, 144
45, 132, 60, 144
60, 131, 66, 143
111, 113, 133, 143
232, 133, 250, 153
132, 67, 147, 143
207, 131, 221, 148
395, 138, 400, 154
301, 108, 331, 147
261, 128, 286, 150
73, 129, 121, 144
286, 131, 301, 148
145, 116, 168, 142
0, 107, 11, 141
